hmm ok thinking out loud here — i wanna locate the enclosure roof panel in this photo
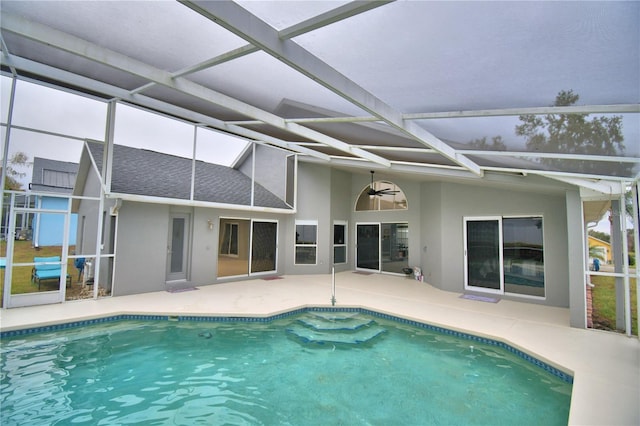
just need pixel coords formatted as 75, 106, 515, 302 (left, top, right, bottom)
1, 0, 638, 183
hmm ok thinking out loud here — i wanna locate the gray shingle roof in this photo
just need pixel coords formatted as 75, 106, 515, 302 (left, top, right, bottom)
87, 142, 290, 209
30, 157, 79, 194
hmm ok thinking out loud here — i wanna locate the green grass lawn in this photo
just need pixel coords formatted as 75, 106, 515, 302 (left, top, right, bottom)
0, 240, 83, 307
591, 275, 638, 336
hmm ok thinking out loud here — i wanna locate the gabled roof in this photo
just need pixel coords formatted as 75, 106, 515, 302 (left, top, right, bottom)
85, 142, 290, 210
30, 157, 78, 194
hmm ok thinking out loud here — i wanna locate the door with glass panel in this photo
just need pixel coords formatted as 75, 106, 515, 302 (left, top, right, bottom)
464, 217, 503, 293
166, 213, 190, 282
250, 220, 277, 275
464, 216, 545, 297
381, 223, 409, 274
357, 222, 410, 274
356, 224, 380, 271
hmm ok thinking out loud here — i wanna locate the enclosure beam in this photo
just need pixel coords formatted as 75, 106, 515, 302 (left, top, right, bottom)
0, 13, 390, 166
168, 1, 394, 79
182, 0, 482, 175
229, 103, 640, 125
0, 54, 329, 162
567, 190, 588, 328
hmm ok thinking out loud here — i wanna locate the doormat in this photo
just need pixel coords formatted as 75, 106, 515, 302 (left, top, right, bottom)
353, 271, 373, 276
460, 294, 500, 303
263, 276, 283, 281
167, 287, 199, 293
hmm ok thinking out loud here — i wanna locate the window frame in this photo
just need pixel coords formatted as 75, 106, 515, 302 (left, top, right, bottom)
355, 180, 408, 211
464, 215, 545, 299
295, 220, 318, 265
333, 221, 348, 265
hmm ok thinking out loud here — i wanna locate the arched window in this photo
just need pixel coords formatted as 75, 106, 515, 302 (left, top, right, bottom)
355, 179, 408, 211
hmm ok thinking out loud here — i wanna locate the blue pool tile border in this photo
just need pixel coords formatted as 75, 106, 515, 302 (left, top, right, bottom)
0, 307, 572, 384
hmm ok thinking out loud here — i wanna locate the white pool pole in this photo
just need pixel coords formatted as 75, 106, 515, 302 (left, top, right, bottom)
331, 266, 336, 306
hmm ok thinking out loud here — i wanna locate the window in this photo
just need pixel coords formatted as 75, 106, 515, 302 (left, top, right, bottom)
333, 221, 347, 264
464, 216, 544, 297
355, 180, 407, 211
295, 220, 317, 265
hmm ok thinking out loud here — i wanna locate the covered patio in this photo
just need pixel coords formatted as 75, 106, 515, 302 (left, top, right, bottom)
0, 2, 638, 422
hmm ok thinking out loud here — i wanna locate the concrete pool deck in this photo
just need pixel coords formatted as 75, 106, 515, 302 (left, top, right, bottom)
1, 272, 638, 425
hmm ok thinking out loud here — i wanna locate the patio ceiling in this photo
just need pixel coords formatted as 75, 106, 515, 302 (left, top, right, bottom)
1, 1, 638, 189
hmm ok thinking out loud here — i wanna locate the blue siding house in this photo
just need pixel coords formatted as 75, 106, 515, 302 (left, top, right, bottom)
29, 157, 79, 247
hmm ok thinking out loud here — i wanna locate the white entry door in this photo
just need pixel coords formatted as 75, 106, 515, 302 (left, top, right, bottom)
166, 213, 190, 282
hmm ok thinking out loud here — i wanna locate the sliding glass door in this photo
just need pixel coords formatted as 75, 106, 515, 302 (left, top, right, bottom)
218, 218, 277, 278
464, 217, 502, 293
251, 221, 277, 274
356, 222, 409, 274
356, 224, 380, 271
464, 216, 545, 297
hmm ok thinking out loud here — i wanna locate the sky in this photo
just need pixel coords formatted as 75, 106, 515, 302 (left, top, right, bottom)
1, 76, 250, 188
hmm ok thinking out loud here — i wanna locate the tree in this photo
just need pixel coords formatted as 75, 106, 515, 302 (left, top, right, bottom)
2, 151, 29, 190
469, 135, 506, 151
515, 90, 631, 176
588, 230, 610, 243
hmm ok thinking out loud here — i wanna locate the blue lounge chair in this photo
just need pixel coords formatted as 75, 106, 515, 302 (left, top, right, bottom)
32, 256, 72, 290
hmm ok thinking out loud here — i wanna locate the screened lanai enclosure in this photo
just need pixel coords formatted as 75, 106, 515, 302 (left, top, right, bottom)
0, 1, 638, 333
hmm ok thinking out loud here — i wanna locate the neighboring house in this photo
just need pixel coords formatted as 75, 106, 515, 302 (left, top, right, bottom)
29, 157, 78, 247
73, 140, 588, 327
588, 235, 612, 264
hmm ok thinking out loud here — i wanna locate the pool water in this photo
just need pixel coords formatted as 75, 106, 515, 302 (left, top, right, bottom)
1, 311, 572, 425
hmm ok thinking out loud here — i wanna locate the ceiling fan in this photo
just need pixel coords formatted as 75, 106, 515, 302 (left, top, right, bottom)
367, 171, 399, 197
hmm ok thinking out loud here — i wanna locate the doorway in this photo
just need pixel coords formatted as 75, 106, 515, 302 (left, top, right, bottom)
3, 204, 69, 307
356, 222, 409, 274
166, 213, 190, 282
218, 218, 278, 278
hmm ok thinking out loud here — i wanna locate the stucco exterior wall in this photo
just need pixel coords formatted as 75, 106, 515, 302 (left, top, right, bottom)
286, 163, 332, 274
330, 168, 352, 272
74, 167, 101, 256
113, 202, 290, 295
238, 144, 288, 201
107, 161, 577, 315
421, 182, 443, 286
113, 202, 170, 296
426, 181, 570, 308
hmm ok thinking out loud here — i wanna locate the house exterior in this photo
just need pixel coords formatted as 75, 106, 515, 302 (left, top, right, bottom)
72, 140, 587, 327
29, 157, 78, 247
1, 1, 636, 337
588, 235, 612, 264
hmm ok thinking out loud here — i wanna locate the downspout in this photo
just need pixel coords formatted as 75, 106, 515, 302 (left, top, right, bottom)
634, 182, 640, 340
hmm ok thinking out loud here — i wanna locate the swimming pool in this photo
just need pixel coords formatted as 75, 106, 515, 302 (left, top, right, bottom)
0, 309, 572, 425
